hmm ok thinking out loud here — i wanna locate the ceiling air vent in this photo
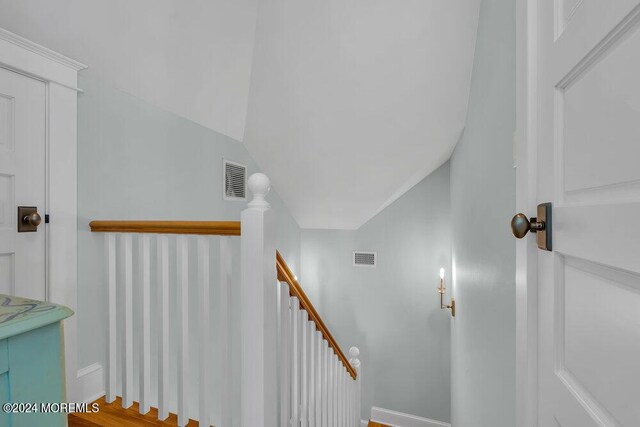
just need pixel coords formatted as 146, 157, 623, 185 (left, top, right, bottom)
353, 251, 376, 267
223, 159, 247, 201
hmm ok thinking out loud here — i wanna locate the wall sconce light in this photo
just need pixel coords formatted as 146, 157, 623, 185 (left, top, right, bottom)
438, 268, 455, 317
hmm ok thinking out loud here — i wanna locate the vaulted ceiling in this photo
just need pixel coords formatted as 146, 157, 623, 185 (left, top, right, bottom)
243, 0, 481, 229
0, 0, 481, 230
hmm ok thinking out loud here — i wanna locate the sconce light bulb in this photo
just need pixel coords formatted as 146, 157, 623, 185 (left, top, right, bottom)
439, 268, 445, 279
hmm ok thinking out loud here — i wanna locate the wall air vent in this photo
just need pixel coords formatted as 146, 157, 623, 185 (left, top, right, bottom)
223, 159, 247, 201
353, 251, 377, 267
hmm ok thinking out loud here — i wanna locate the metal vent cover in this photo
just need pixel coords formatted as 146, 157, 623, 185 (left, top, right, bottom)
223, 159, 247, 200
353, 251, 376, 267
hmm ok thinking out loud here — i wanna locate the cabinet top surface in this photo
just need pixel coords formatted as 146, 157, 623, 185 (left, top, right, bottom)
0, 294, 73, 339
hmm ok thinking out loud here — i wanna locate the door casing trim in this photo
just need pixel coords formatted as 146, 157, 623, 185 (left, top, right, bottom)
515, 1, 539, 427
0, 26, 88, 402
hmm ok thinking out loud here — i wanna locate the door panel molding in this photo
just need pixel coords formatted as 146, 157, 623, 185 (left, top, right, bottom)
554, 254, 640, 426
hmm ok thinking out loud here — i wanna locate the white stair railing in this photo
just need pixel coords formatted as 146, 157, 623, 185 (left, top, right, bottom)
92, 173, 362, 427
240, 173, 361, 426
274, 251, 361, 426
93, 220, 240, 427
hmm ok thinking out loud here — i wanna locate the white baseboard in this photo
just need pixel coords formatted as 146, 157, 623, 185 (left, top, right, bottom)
76, 363, 105, 403
361, 420, 368, 427
370, 407, 450, 427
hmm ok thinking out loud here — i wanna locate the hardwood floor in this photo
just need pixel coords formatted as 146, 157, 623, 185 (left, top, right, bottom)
68, 397, 202, 427
69, 398, 386, 427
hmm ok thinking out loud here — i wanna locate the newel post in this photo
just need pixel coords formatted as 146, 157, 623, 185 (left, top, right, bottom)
241, 173, 278, 427
349, 347, 361, 426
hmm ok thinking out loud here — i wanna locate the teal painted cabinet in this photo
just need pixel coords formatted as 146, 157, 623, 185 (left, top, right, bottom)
0, 294, 73, 427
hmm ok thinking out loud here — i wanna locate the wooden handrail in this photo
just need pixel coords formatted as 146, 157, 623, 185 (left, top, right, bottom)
89, 222, 354, 377
89, 220, 241, 236
276, 251, 357, 380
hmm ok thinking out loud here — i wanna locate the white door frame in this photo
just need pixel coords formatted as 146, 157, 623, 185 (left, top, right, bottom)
515, 1, 539, 427
0, 27, 88, 402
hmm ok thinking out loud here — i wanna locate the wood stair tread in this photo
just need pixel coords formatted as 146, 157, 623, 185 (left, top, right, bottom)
68, 396, 202, 427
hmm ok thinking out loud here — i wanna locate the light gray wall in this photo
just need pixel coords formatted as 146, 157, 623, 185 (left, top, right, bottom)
77, 71, 301, 371
301, 162, 451, 422
449, 0, 516, 426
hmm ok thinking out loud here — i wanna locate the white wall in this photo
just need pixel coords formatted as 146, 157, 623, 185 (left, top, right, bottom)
449, 0, 516, 426
301, 163, 451, 422
0, 0, 259, 141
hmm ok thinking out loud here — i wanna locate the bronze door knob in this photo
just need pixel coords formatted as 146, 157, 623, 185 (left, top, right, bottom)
511, 213, 544, 239
23, 211, 42, 227
511, 203, 552, 251
17, 206, 43, 232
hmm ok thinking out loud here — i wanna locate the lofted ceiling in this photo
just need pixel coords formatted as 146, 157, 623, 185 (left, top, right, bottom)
243, 0, 481, 229
0, 0, 482, 230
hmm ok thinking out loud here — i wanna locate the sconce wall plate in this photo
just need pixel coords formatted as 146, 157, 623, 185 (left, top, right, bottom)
438, 275, 455, 317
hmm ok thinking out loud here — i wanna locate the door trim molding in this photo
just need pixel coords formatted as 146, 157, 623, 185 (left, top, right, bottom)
0, 27, 87, 402
0, 28, 85, 91
515, 1, 539, 427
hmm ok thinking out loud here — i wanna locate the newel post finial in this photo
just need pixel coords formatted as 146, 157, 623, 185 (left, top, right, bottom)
247, 173, 271, 210
350, 346, 362, 424
349, 346, 361, 371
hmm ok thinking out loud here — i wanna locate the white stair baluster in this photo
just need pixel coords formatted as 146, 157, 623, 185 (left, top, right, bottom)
291, 297, 300, 426
345, 374, 353, 426
198, 236, 210, 427
219, 236, 232, 427
335, 358, 340, 427
344, 370, 348, 426
122, 233, 133, 409
338, 367, 342, 427
342, 370, 347, 426
328, 349, 334, 427
320, 338, 329, 427
308, 321, 315, 427
350, 375, 354, 427
315, 331, 323, 427
337, 367, 342, 427
105, 233, 116, 403
279, 283, 291, 427
176, 235, 189, 427
139, 234, 151, 414
157, 235, 170, 420
301, 310, 309, 427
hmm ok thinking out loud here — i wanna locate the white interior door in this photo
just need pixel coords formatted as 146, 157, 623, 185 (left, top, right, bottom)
0, 66, 46, 300
537, 1, 640, 425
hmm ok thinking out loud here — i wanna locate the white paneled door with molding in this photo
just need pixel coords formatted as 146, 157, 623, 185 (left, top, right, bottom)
0, 66, 46, 300
521, 1, 640, 426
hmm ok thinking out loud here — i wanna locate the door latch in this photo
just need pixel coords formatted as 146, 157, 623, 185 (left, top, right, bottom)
510, 202, 552, 251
